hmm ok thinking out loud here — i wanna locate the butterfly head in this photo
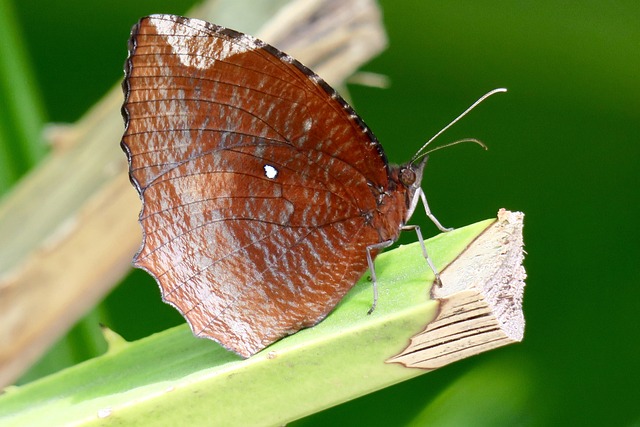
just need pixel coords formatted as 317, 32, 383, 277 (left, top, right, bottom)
400, 156, 428, 223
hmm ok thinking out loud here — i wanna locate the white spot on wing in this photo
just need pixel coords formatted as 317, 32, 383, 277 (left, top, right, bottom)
264, 164, 278, 179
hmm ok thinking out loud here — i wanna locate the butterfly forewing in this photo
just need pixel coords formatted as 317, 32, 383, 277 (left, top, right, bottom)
121, 14, 393, 356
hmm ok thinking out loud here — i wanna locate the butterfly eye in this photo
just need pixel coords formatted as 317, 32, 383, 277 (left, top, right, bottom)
399, 167, 417, 187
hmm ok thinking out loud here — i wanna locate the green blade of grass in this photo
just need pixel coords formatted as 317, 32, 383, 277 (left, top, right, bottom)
0, 219, 494, 427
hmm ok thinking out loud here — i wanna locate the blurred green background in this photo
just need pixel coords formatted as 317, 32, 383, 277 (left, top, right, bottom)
3, 0, 638, 425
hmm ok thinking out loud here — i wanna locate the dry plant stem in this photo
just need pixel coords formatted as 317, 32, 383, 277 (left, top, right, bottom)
388, 209, 526, 369
0, 0, 386, 387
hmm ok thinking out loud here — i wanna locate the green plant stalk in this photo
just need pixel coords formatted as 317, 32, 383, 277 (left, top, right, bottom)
0, 218, 493, 426
0, 0, 47, 195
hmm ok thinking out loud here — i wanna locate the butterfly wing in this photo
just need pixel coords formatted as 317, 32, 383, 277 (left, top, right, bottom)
121, 14, 390, 356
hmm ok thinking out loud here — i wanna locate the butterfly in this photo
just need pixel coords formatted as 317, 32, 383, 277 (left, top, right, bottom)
121, 14, 504, 357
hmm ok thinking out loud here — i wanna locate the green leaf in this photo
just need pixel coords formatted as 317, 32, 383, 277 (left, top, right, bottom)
0, 218, 494, 426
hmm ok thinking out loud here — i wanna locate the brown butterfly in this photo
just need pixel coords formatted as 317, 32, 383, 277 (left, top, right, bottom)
121, 14, 504, 357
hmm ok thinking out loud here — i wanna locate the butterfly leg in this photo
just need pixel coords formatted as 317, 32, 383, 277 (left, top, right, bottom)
366, 239, 395, 315
420, 190, 453, 232
401, 224, 443, 287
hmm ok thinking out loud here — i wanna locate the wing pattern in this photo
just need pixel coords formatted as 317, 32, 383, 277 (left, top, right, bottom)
121, 14, 393, 356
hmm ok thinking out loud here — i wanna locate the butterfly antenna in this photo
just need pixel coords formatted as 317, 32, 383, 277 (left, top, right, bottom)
420, 137, 488, 157
412, 88, 507, 162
